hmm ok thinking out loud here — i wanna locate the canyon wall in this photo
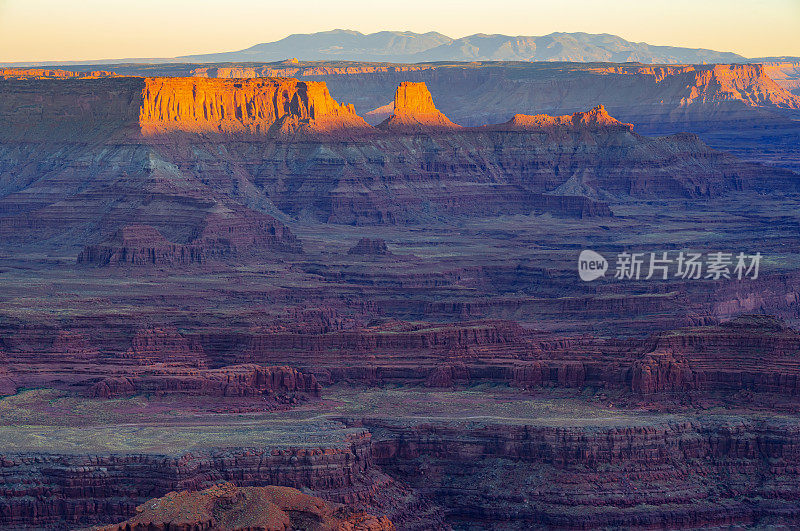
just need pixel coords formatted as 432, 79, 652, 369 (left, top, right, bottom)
366, 417, 800, 528
140, 77, 369, 135
0, 433, 380, 529
3, 416, 800, 529
763, 61, 800, 96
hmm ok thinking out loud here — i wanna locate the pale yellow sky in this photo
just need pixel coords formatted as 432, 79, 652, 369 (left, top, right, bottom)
0, 0, 798, 63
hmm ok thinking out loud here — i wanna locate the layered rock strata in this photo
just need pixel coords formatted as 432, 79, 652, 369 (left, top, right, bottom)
89, 364, 321, 399
377, 82, 460, 131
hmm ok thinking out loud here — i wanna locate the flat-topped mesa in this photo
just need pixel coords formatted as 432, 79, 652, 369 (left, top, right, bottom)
77, 224, 195, 266
0, 68, 116, 79
685, 64, 800, 109
494, 105, 634, 132
0, 76, 370, 142
348, 238, 391, 256
139, 77, 371, 136
378, 81, 461, 131
78, 213, 301, 267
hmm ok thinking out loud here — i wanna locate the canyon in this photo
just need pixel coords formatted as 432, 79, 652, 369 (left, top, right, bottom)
1, 59, 800, 529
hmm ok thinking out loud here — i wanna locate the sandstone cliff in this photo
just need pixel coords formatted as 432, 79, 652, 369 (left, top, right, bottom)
0, 76, 369, 142
89, 364, 321, 399
0, 433, 389, 529
632, 315, 800, 395
139, 77, 370, 136
377, 82, 460, 131
492, 105, 633, 132
763, 61, 800, 96
0, 68, 115, 79
299, 62, 800, 132
368, 416, 800, 529
78, 214, 301, 266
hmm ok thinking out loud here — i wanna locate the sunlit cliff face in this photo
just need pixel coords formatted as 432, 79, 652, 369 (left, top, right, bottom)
377, 81, 461, 131
2, 63, 798, 143
138, 77, 368, 136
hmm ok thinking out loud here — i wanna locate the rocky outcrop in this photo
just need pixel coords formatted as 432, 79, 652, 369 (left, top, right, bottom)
0, 76, 369, 143
631, 315, 800, 395
377, 82, 460, 131
285, 61, 800, 132
139, 77, 370, 136
425, 362, 470, 387
367, 416, 800, 529
763, 61, 800, 95
89, 364, 321, 399
0, 68, 115, 79
630, 350, 694, 395
117, 328, 209, 367
78, 224, 208, 266
94, 482, 394, 531
78, 215, 301, 266
348, 238, 390, 256
493, 105, 634, 132
196, 212, 301, 254
679, 64, 800, 109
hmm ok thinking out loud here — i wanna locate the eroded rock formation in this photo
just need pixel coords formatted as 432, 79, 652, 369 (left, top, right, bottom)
377, 82, 460, 131
0, 433, 388, 529
0, 69, 115, 80
78, 213, 301, 266
632, 315, 800, 395
494, 104, 634, 132
140, 77, 370, 136
368, 416, 800, 529
94, 482, 395, 531
89, 364, 321, 399
348, 239, 390, 256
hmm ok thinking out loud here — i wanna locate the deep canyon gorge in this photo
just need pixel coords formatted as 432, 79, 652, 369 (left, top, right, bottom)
1, 56, 800, 529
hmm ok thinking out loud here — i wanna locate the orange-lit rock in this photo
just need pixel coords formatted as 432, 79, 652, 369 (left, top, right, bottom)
493, 105, 634, 132
762, 61, 800, 96
377, 81, 460, 131
0, 68, 115, 79
139, 77, 370, 136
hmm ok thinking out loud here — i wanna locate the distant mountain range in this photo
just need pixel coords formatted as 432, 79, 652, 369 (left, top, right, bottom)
179, 30, 748, 64
5, 30, 795, 67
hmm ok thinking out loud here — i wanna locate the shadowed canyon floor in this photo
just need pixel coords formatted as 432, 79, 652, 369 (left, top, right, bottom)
2, 64, 800, 529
